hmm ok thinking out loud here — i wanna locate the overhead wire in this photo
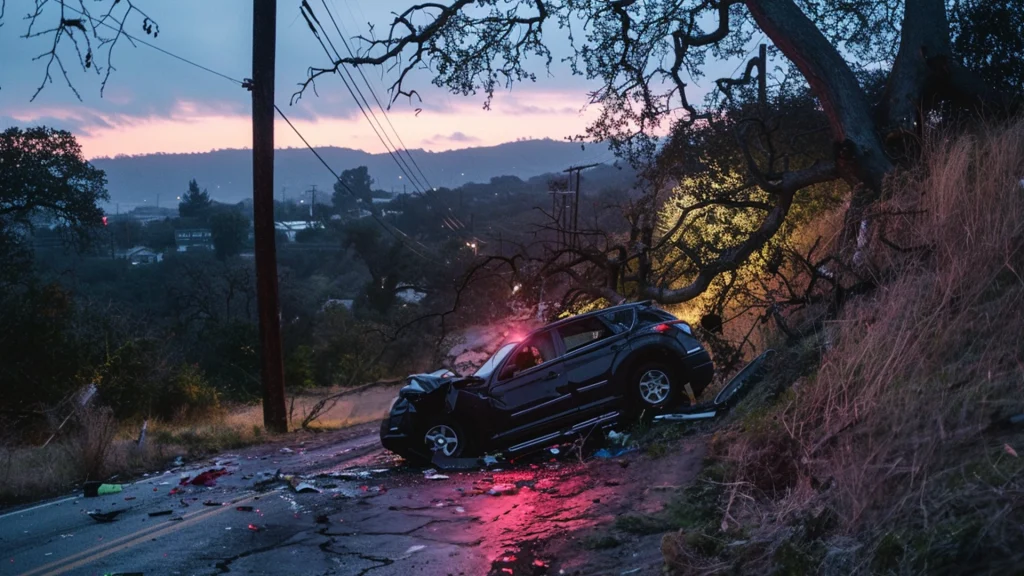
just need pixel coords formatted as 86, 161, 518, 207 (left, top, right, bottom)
61, 3, 244, 86
63, 1, 442, 263
317, 0, 467, 231
300, 3, 463, 233
274, 104, 442, 263
324, 0, 436, 194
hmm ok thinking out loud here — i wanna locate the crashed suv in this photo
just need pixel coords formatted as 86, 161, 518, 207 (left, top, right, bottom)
380, 301, 714, 461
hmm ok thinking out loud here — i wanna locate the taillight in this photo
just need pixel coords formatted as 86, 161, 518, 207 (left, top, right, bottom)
652, 320, 693, 335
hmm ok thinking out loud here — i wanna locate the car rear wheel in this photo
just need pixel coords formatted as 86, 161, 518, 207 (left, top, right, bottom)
633, 362, 678, 409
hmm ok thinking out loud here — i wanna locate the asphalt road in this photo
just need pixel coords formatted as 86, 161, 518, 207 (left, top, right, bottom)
1, 422, 701, 576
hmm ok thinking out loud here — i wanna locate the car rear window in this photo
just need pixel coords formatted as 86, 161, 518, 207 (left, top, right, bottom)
601, 308, 635, 333
558, 316, 613, 352
636, 307, 676, 325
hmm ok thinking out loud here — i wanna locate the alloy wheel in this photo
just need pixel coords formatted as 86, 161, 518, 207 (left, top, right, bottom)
638, 369, 671, 404
424, 424, 460, 457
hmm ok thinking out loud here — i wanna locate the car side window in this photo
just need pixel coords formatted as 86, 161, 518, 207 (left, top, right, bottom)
498, 331, 557, 380
601, 309, 635, 334
557, 316, 613, 353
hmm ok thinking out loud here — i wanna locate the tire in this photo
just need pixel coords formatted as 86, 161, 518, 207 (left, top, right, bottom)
420, 419, 470, 459
631, 362, 679, 410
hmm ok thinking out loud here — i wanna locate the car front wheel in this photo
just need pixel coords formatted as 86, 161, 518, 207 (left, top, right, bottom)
422, 420, 467, 458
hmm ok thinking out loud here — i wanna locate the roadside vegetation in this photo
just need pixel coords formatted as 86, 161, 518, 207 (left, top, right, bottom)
639, 122, 1024, 574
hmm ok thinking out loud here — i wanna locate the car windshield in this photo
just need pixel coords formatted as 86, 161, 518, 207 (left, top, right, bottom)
473, 342, 518, 378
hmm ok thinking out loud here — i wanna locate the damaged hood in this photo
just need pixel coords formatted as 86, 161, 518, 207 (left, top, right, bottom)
400, 370, 479, 397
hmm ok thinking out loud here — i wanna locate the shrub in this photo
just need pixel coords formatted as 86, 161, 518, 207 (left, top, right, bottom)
160, 364, 220, 420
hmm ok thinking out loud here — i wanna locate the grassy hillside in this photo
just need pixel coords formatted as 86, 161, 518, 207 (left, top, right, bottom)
661, 121, 1024, 574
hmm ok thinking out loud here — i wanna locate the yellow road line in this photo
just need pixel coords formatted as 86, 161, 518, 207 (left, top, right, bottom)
17, 490, 273, 576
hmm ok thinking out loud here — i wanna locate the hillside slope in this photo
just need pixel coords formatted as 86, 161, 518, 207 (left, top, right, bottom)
659, 121, 1024, 575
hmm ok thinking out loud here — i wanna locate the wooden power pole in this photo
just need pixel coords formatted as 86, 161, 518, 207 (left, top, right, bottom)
563, 163, 599, 249
249, 0, 287, 433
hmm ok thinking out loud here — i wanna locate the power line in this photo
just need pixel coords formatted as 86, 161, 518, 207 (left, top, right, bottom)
300, 5, 430, 191
62, 3, 244, 86
303, 1, 465, 231
323, 0, 436, 193
324, 0, 466, 231
274, 104, 441, 263
63, 1, 445, 261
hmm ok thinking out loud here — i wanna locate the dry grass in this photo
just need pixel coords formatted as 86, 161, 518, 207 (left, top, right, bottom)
0, 384, 401, 505
666, 121, 1024, 574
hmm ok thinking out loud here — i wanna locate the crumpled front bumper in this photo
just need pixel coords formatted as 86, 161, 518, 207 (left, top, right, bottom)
379, 398, 418, 454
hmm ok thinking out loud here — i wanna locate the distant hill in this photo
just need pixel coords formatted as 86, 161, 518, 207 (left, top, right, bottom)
91, 139, 614, 209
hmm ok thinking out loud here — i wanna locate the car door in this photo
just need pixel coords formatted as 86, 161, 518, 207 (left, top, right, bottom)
555, 312, 631, 419
487, 330, 573, 446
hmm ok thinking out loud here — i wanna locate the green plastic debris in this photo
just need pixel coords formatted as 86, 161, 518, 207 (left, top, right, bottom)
96, 483, 122, 496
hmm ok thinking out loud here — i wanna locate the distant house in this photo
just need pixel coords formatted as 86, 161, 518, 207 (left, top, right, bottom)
128, 206, 175, 224
122, 246, 163, 265
175, 228, 213, 252
320, 298, 354, 312
395, 285, 427, 305
275, 220, 317, 242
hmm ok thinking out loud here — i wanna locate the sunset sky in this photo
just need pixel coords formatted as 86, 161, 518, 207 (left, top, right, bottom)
0, 1, 727, 160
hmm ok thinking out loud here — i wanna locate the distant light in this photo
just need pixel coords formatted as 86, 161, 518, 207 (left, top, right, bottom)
398, 175, 402, 179
176, 196, 181, 200
512, 283, 521, 294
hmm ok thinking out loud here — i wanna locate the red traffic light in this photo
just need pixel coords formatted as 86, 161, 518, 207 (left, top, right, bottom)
102, 216, 108, 226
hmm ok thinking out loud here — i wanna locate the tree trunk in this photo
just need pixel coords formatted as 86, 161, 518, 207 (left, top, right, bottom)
879, 0, 953, 136
744, 0, 893, 197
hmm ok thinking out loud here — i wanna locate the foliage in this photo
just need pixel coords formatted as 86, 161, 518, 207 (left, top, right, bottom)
178, 178, 212, 219
0, 126, 107, 282
333, 166, 373, 211
160, 364, 220, 419
950, 0, 1024, 95
209, 208, 249, 260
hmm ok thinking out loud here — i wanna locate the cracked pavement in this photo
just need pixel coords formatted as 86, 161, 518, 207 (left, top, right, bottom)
0, 421, 705, 575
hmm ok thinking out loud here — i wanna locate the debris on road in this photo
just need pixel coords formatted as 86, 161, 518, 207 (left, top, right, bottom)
252, 469, 282, 489
593, 447, 636, 459
606, 430, 630, 446
84, 482, 122, 497
87, 510, 124, 523
181, 468, 228, 487
292, 482, 320, 494
487, 484, 518, 496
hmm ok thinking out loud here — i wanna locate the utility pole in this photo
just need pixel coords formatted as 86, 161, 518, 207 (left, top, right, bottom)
306, 184, 318, 220
563, 163, 599, 249
248, 0, 287, 434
